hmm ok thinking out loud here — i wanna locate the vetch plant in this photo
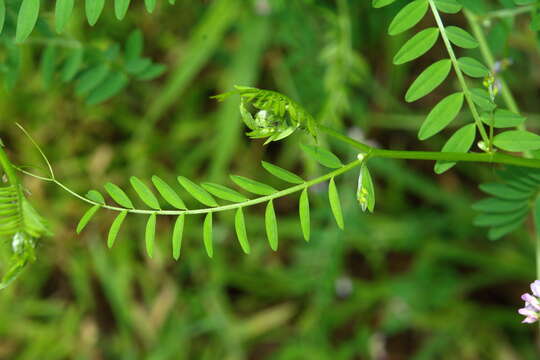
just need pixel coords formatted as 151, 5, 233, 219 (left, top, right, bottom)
2, 0, 540, 333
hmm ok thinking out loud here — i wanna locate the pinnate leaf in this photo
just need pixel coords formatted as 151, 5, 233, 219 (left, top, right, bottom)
445, 26, 478, 49
202, 183, 248, 203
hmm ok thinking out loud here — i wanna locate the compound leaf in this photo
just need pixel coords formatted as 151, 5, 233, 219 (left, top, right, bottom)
152, 176, 186, 210
301, 144, 343, 169
406, 59, 452, 102
235, 208, 250, 254
105, 183, 134, 209
178, 176, 218, 207
203, 213, 213, 258
265, 200, 278, 251
388, 0, 429, 36
329, 177, 344, 230
230, 175, 277, 196
172, 214, 184, 260
108, 210, 127, 248
130, 176, 160, 210
145, 213, 156, 258
299, 188, 310, 242
76, 205, 100, 234
261, 161, 304, 184
394, 27, 439, 65
419, 92, 464, 140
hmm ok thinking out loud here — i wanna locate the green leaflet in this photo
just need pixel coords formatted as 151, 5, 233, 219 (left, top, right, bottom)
234, 208, 250, 254
261, 161, 304, 184
108, 211, 127, 248
201, 183, 249, 203
86, 72, 129, 105
61, 48, 84, 82
474, 208, 529, 227
458, 57, 489, 78
115, 0, 131, 20
130, 176, 160, 210
434, 124, 477, 174
393, 28, 440, 65
488, 218, 527, 241
152, 176, 186, 210
0, 0, 5, 34
203, 213, 213, 258
55, 0, 74, 34
75, 65, 110, 96
472, 197, 528, 213
15, 0, 40, 43
434, 0, 462, 13
481, 109, 526, 129
388, 0, 429, 36
104, 183, 134, 209
445, 26, 479, 49
178, 176, 218, 207
300, 144, 343, 169
372, 0, 398, 8
470, 88, 496, 111
41, 46, 57, 89
493, 131, 540, 152
299, 188, 310, 242
419, 92, 464, 140
86, 0, 105, 26
479, 183, 532, 201
230, 175, 277, 196
145, 213, 156, 258
405, 59, 452, 102
145, 0, 157, 13
86, 190, 105, 204
328, 177, 344, 230
76, 205, 100, 234
172, 214, 184, 260
265, 201, 278, 251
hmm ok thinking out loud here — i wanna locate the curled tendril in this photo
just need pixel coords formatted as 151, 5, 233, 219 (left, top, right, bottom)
213, 85, 318, 144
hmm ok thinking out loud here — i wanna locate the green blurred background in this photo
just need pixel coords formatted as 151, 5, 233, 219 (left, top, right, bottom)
1, 0, 540, 358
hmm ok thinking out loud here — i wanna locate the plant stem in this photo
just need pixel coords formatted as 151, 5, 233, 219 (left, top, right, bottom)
428, 0, 491, 146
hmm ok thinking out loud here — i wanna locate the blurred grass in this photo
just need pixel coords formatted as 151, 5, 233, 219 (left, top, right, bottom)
1, 0, 540, 359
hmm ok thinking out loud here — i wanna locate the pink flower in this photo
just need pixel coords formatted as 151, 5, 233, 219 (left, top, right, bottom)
519, 281, 540, 324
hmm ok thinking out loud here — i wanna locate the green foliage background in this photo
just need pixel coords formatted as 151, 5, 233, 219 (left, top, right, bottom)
1, 0, 540, 358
